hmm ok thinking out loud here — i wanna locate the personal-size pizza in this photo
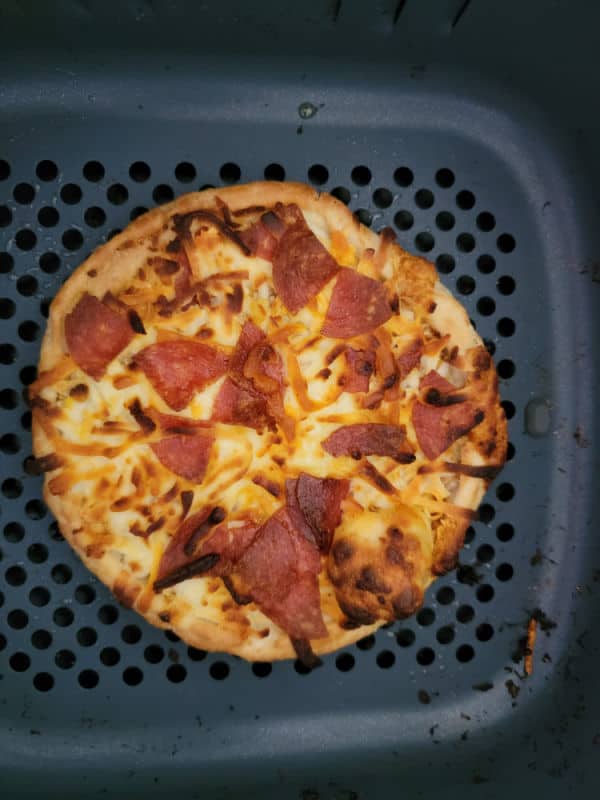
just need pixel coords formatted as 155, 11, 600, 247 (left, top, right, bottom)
31, 181, 507, 663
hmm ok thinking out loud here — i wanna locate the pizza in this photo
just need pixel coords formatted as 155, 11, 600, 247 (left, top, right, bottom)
31, 181, 507, 663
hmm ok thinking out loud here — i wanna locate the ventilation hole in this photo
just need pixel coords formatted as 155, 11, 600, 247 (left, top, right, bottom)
19, 412, 31, 430
40, 296, 50, 317
0, 432, 18, 452
436, 626, 455, 645
456, 275, 475, 295
0, 298, 15, 320
294, 659, 312, 675
51, 564, 72, 584
37, 160, 59, 181
2, 478, 23, 498
27, 543, 48, 563
10, 651, 31, 672
414, 231, 434, 253
219, 162, 241, 184
356, 635, 375, 651
308, 164, 329, 186
29, 586, 50, 607
8, 609, 28, 629
476, 212, 496, 232
167, 663, 187, 683
396, 628, 415, 647
351, 165, 371, 186
144, 644, 164, 664
209, 661, 230, 680
484, 339, 496, 356
497, 359, 515, 380
18, 320, 40, 342
394, 167, 413, 187
0, 252, 14, 273
465, 526, 477, 545
435, 211, 455, 231
478, 503, 495, 524
416, 647, 435, 666
129, 161, 151, 182
84, 206, 106, 228
334, 652, 355, 672
100, 646, 120, 666
60, 183, 82, 205
37, 206, 59, 227
475, 623, 494, 643
32, 629, 52, 649
372, 188, 393, 208
476, 296, 496, 316
122, 624, 142, 644
33, 672, 54, 692
123, 666, 143, 686
477, 584, 495, 602
0, 160, 10, 180
20, 365, 37, 385
107, 183, 128, 205
456, 190, 475, 210
62, 229, 83, 251
74, 585, 95, 604
435, 253, 455, 274
49, 521, 63, 541
497, 523, 514, 542
0, 388, 18, 410
477, 254, 496, 274
0, 206, 12, 227
0, 344, 17, 366
53, 607, 74, 627
496, 562, 514, 581
199, 184, 215, 191
15, 229, 37, 251
456, 644, 474, 663
394, 210, 414, 230
436, 586, 455, 605
164, 631, 180, 643
6, 565, 26, 586
55, 649, 76, 669
501, 400, 516, 421
170, 162, 196, 185
414, 189, 434, 209
435, 168, 455, 188
77, 627, 98, 647
457, 233, 475, 252
258, 162, 284, 182
497, 233, 516, 253
497, 317, 516, 337
376, 650, 396, 669
187, 646, 206, 661
456, 604, 474, 623
416, 607, 435, 626
79, 669, 99, 689
12, 183, 34, 207
497, 278, 516, 300
39, 252, 61, 274
331, 186, 351, 205
152, 184, 174, 205
252, 662, 273, 678
506, 442, 515, 461
4, 522, 24, 542
354, 208, 372, 227
477, 544, 495, 563
83, 161, 104, 182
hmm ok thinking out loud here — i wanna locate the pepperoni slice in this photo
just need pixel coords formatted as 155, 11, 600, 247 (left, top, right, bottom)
229, 320, 265, 374
236, 507, 327, 640
397, 338, 424, 381
211, 376, 275, 432
412, 371, 484, 459
343, 348, 375, 393
271, 204, 340, 313
286, 473, 349, 553
322, 268, 392, 339
64, 293, 135, 380
136, 340, 228, 411
322, 423, 415, 463
150, 431, 214, 482
239, 217, 279, 261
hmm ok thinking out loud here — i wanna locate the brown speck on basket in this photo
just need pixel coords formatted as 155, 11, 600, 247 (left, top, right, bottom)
524, 618, 537, 676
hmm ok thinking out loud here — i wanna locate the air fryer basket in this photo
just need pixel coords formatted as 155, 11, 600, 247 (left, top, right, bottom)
1, 2, 599, 798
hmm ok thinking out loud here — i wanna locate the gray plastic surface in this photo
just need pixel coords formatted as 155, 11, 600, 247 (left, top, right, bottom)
1, 1, 599, 798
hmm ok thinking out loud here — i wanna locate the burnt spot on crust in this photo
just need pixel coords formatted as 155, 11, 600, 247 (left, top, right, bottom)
165, 237, 181, 253
173, 210, 251, 255
180, 490, 194, 519
355, 566, 392, 595
127, 399, 156, 433
127, 309, 146, 335
337, 599, 378, 626
473, 349, 492, 372
361, 462, 395, 494
291, 637, 322, 669
317, 367, 331, 380
158, 611, 171, 623
226, 284, 244, 313
331, 538, 354, 566
392, 584, 421, 618
69, 383, 89, 401
30, 453, 64, 474
222, 576, 252, 606
389, 293, 400, 313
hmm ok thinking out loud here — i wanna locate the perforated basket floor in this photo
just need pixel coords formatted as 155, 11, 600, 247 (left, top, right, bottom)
2, 5, 600, 800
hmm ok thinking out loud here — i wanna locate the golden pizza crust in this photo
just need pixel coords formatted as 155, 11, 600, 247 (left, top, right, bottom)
33, 181, 506, 661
